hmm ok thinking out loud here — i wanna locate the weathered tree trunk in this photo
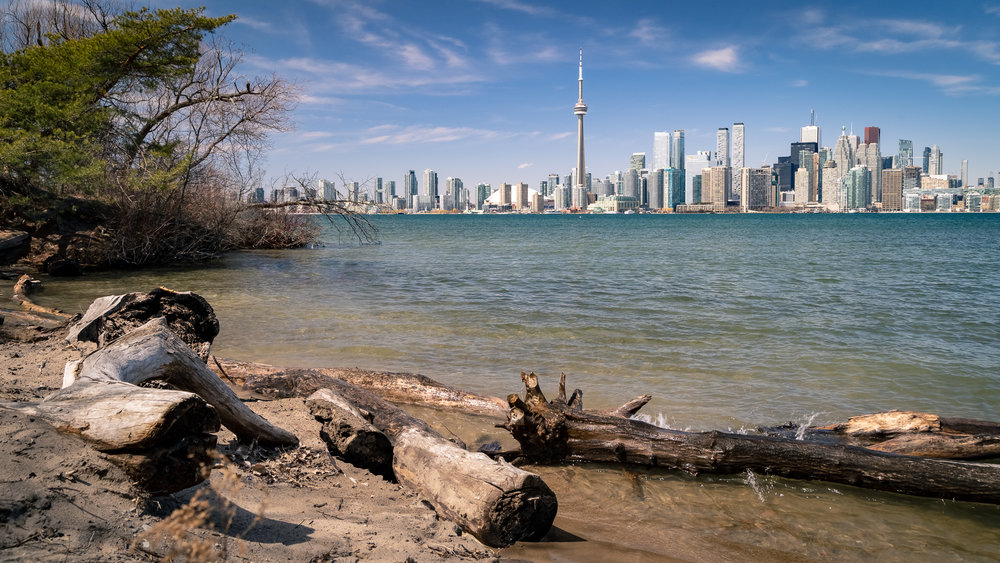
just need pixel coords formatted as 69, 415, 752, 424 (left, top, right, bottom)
503, 372, 1000, 505
306, 388, 393, 478
306, 381, 557, 548
210, 358, 508, 417
2, 381, 220, 494
64, 317, 297, 448
11, 274, 70, 318
66, 287, 219, 361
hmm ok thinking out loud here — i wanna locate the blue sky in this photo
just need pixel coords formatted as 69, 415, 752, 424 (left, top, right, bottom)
183, 0, 1000, 190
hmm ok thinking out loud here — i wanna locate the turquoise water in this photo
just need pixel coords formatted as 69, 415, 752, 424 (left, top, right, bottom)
34, 212, 1000, 560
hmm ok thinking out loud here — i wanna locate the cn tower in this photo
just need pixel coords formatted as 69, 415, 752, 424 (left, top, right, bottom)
574, 48, 587, 189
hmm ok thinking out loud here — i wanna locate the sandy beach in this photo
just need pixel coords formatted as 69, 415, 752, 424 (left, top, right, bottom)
0, 295, 504, 562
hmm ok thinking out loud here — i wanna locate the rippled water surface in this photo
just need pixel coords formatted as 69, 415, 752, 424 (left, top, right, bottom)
35, 212, 1000, 560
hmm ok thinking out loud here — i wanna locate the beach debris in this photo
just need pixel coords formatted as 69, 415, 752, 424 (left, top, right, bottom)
501, 371, 1000, 505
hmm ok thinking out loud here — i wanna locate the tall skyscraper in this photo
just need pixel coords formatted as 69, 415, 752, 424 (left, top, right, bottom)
716, 127, 730, 167
653, 131, 670, 171
898, 139, 913, 168
929, 145, 943, 175
857, 143, 882, 204
961, 159, 968, 187
630, 152, 646, 171
922, 146, 932, 173
622, 168, 639, 199
741, 166, 772, 211
647, 169, 663, 210
844, 166, 872, 211
685, 150, 710, 204
882, 168, 903, 211
801, 109, 821, 147
832, 127, 855, 184
404, 170, 418, 207
423, 169, 438, 201
732, 123, 745, 204
864, 126, 880, 145
574, 49, 588, 190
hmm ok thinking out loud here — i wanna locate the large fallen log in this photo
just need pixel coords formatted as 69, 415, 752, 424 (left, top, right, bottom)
210, 358, 508, 417
63, 317, 297, 448
306, 382, 557, 548
66, 287, 219, 361
503, 372, 1000, 505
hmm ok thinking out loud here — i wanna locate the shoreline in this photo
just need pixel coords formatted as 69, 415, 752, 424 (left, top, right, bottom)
0, 294, 509, 562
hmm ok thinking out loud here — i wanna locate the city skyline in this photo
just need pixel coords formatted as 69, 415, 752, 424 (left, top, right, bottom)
178, 1, 1000, 187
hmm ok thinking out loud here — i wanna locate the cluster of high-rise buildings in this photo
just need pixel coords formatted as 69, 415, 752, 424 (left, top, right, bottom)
260, 54, 998, 214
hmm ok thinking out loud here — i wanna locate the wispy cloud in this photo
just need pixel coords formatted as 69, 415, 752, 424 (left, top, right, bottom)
473, 0, 561, 18
359, 125, 512, 145
630, 18, 668, 47
790, 79, 808, 87
517, 162, 533, 169
547, 132, 573, 141
863, 70, 1000, 96
800, 16, 1000, 65
988, 5, 1000, 16
233, 15, 273, 32
692, 46, 742, 72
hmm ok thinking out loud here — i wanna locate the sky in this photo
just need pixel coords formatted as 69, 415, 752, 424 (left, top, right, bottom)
169, 0, 1000, 191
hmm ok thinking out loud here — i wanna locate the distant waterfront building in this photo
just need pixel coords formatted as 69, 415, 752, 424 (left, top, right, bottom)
653, 131, 670, 171
715, 128, 730, 167
801, 110, 821, 147
374, 177, 384, 204
318, 178, 337, 201
928, 145, 943, 175
671, 130, 685, 170
882, 168, 903, 211
903, 166, 921, 190
936, 193, 953, 212
821, 161, 842, 210
630, 152, 646, 171
794, 166, 810, 206
386, 180, 396, 199
961, 159, 968, 188
347, 181, 360, 202
547, 173, 560, 196
732, 123, 745, 204
922, 147, 931, 173
666, 167, 684, 208
741, 166, 772, 211
590, 194, 638, 213
647, 169, 664, 210
702, 166, 730, 208
898, 139, 913, 168
474, 183, 491, 209
844, 166, 872, 211
404, 170, 418, 208
692, 175, 702, 203
499, 183, 512, 207
553, 185, 571, 210
514, 182, 529, 210
864, 126, 880, 145
423, 169, 438, 202
858, 142, 882, 205
622, 168, 639, 199
530, 191, 544, 213
685, 150, 709, 204
966, 192, 982, 212
832, 127, 855, 186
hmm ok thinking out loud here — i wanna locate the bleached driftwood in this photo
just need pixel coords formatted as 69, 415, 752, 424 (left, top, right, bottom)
66, 287, 219, 361
63, 317, 298, 448
307, 382, 557, 548
307, 388, 393, 478
502, 372, 1000, 505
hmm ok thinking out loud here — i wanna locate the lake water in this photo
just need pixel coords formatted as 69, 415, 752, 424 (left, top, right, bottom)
34, 212, 1000, 560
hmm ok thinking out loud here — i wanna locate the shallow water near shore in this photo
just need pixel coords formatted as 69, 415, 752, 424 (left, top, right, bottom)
34, 213, 1000, 560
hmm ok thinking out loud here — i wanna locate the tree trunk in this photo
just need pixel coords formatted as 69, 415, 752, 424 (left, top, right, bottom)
306, 388, 393, 478
66, 287, 219, 361
65, 317, 297, 448
304, 381, 557, 548
503, 372, 1000, 505
210, 358, 508, 417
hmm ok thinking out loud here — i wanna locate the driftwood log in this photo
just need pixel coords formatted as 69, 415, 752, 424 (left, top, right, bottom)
307, 388, 393, 478
303, 382, 556, 548
503, 372, 1000, 505
11, 274, 70, 318
63, 317, 298, 448
210, 358, 508, 417
66, 287, 219, 361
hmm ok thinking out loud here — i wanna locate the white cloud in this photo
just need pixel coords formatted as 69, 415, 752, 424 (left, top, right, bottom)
864, 70, 1000, 96
791, 79, 808, 87
474, 0, 560, 18
517, 162, 533, 169
400, 44, 435, 71
234, 15, 273, 32
359, 125, 511, 145
299, 131, 335, 140
547, 132, 573, 141
692, 46, 741, 73
630, 18, 668, 47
